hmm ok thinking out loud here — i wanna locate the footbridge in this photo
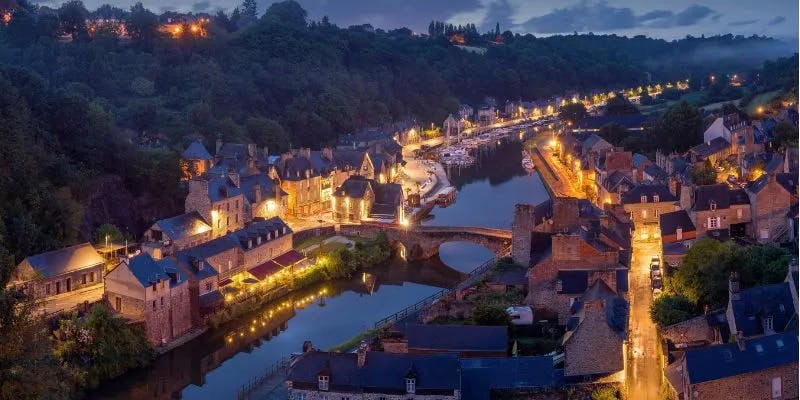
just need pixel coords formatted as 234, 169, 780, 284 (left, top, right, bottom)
338, 224, 512, 261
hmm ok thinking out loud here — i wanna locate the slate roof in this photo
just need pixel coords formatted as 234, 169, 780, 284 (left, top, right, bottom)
206, 175, 242, 202
602, 170, 635, 193
662, 241, 691, 256
20, 243, 104, 279
332, 149, 366, 170
287, 351, 460, 393
334, 177, 371, 198
125, 253, 187, 288
240, 173, 284, 205
620, 184, 677, 204
230, 217, 292, 250
460, 357, 563, 400
643, 164, 668, 181
693, 184, 730, 211
728, 188, 750, 205
564, 280, 628, 343
690, 136, 730, 158
489, 269, 528, 286
276, 156, 318, 181
182, 139, 212, 160
746, 172, 797, 195
683, 332, 798, 384
730, 282, 796, 336
659, 210, 696, 236
405, 324, 508, 353
632, 153, 650, 169
153, 211, 211, 241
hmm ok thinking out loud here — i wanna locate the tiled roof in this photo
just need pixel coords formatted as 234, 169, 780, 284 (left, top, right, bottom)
21, 243, 104, 279
684, 332, 798, 384
124, 253, 187, 288
693, 184, 730, 211
182, 139, 212, 160
620, 184, 677, 204
659, 210, 696, 236
459, 357, 563, 400
154, 211, 211, 241
405, 324, 508, 353
730, 282, 796, 337
287, 351, 460, 393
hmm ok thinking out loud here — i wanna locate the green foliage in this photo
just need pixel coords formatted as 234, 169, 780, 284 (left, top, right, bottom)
648, 101, 704, 153
472, 301, 511, 326
597, 123, 628, 147
666, 239, 791, 308
54, 304, 154, 389
95, 223, 124, 245
604, 94, 639, 115
691, 159, 718, 185
591, 386, 621, 400
559, 102, 588, 124
649, 294, 698, 328
772, 121, 798, 151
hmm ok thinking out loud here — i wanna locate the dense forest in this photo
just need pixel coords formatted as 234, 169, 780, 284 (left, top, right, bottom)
0, 0, 796, 267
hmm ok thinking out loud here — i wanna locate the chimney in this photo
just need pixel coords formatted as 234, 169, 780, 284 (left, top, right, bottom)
247, 143, 257, 158
254, 184, 262, 203
216, 138, 223, 155
357, 341, 368, 367
262, 146, 269, 161
736, 331, 746, 351
322, 147, 334, 161
703, 304, 710, 314
302, 340, 313, 352
302, 148, 311, 160
729, 272, 740, 301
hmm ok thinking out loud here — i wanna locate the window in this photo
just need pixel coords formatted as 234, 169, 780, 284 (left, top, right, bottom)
218, 220, 222, 229
160, 297, 164, 307
226, 203, 230, 212
226, 217, 230, 226
115, 296, 122, 312
653, 195, 660, 203
737, 208, 743, 219
235, 214, 239, 224
90, 272, 95, 282
152, 300, 156, 311
708, 217, 720, 229
205, 281, 213, 292
318, 375, 329, 391
760, 229, 769, 239
405, 378, 416, 394
641, 209, 648, 219
555, 279, 563, 293
161, 281, 166, 289
295, 393, 306, 400
772, 377, 782, 399
236, 200, 239, 210
152, 283, 157, 292
640, 195, 647, 203
45, 284, 51, 295
763, 316, 774, 333
676, 228, 683, 241
81, 274, 87, 284
55, 281, 61, 294
710, 201, 717, 211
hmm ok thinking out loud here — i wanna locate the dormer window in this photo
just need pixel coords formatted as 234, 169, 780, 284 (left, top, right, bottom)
556, 279, 563, 293
763, 316, 774, 334
318, 375, 329, 391
653, 195, 660, 203
405, 378, 416, 394
676, 228, 683, 240
640, 195, 647, 203
710, 201, 717, 211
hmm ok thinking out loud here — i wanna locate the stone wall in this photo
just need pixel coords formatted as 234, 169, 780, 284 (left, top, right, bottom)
143, 280, 193, 347
512, 204, 534, 267
750, 178, 791, 243
690, 362, 798, 400
24, 263, 104, 299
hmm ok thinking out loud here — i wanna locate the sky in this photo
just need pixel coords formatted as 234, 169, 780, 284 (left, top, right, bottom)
41, 0, 799, 40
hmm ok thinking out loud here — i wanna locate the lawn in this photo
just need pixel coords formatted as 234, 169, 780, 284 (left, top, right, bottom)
744, 90, 781, 115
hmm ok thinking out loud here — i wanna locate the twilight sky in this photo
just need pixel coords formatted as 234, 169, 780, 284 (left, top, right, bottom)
39, 0, 799, 40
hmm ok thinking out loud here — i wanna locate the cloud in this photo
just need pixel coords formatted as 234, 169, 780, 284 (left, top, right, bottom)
728, 19, 758, 26
523, 1, 637, 34
479, 0, 516, 33
767, 16, 786, 25
192, 1, 210, 12
521, 2, 715, 34
710, 14, 723, 22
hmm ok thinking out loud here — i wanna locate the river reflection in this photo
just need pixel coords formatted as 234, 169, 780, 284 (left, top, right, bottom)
91, 244, 489, 400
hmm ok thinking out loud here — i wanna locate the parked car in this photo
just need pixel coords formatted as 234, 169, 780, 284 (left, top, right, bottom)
650, 268, 662, 280
651, 278, 663, 297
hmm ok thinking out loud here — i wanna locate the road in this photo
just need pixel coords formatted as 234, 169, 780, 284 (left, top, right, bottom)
530, 130, 584, 198
626, 239, 663, 399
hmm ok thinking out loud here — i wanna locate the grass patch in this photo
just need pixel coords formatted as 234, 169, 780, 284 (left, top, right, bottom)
744, 90, 781, 114
514, 337, 561, 356
294, 235, 328, 250
328, 328, 378, 352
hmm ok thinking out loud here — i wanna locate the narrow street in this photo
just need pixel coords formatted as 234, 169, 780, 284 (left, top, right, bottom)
626, 239, 663, 399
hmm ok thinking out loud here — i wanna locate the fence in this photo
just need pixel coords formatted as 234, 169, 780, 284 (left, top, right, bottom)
235, 356, 292, 400
373, 245, 511, 330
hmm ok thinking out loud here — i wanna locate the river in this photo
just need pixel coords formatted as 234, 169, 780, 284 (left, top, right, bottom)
93, 137, 548, 400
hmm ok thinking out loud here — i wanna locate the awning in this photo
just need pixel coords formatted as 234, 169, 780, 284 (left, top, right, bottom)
274, 250, 306, 267
248, 260, 283, 281
219, 278, 233, 287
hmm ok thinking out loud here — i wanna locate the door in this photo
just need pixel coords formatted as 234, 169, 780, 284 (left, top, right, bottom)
65, 278, 71, 292
55, 281, 61, 294
772, 377, 781, 399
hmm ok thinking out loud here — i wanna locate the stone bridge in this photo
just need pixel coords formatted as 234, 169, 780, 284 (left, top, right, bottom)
339, 224, 512, 261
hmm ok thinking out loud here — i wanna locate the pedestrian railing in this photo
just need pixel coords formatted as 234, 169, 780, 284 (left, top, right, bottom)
235, 355, 292, 400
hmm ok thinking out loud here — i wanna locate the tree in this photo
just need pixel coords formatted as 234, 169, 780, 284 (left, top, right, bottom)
95, 223, 124, 246
262, 0, 307, 28
598, 123, 627, 146
691, 159, 717, 185
472, 301, 511, 326
126, 2, 158, 47
740, 245, 791, 286
666, 238, 742, 307
649, 294, 697, 328
559, 103, 587, 124
604, 95, 639, 115
6, 10, 36, 46
772, 121, 798, 151
241, 0, 258, 20
57, 0, 88, 41
639, 92, 653, 105
245, 117, 290, 152
591, 387, 621, 400
648, 101, 703, 153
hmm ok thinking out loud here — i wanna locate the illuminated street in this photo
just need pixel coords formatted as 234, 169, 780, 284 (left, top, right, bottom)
626, 238, 662, 399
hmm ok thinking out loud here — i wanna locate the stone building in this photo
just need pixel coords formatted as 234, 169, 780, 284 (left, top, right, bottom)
382, 324, 508, 358
664, 332, 798, 400
104, 253, 193, 346
726, 270, 797, 339
686, 184, 751, 239
562, 280, 628, 378
11, 242, 105, 299
332, 176, 404, 223
181, 138, 213, 180
286, 343, 461, 400
476, 104, 497, 126
142, 211, 212, 256
270, 149, 323, 217
185, 173, 246, 238
240, 170, 286, 221
659, 210, 697, 268
746, 173, 797, 243
621, 184, 678, 241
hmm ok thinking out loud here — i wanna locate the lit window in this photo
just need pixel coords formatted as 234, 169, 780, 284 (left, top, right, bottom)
708, 217, 720, 229
318, 375, 329, 391
641, 210, 648, 219
653, 195, 660, 202
676, 228, 683, 241
710, 201, 717, 211
640, 195, 647, 203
